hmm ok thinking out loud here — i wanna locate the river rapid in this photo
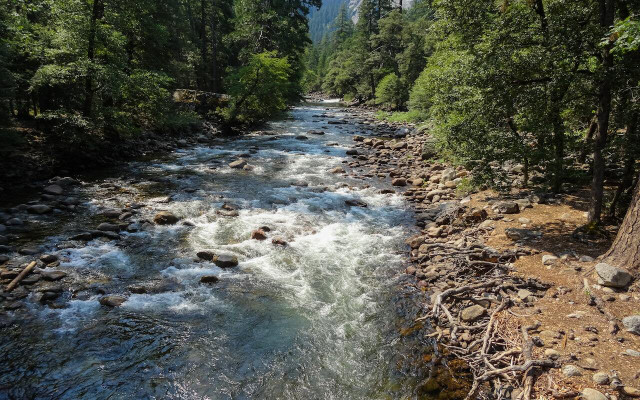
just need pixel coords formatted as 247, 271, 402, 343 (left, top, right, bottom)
0, 101, 427, 399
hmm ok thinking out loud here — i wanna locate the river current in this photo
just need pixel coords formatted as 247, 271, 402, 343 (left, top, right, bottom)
0, 101, 422, 399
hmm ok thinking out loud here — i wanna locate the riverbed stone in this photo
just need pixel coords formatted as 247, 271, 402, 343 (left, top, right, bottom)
623, 387, 640, 397
153, 211, 179, 225
197, 251, 215, 261
392, 178, 406, 187
200, 275, 219, 284
595, 262, 632, 288
213, 254, 238, 268
229, 159, 247, 169
272, 237, 288, 246
99, 295, 127, 307
623, 315, 640, 335
43, 184, 63, 195
40, 254, 58, 264
345, 199, 367, 207
542, 255, 559, 266
6, 218, 23, 226
251, 229, 267, 240
97, 222, 120, 232
27, 204, 52, 214
460, 305, 486, 322
581, 388, 608, 400
41, 270, 67, 281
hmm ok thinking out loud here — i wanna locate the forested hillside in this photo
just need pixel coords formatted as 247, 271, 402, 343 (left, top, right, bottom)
305, 0, 640, 227
308, 0, 348, 43
0, 0, 319, 166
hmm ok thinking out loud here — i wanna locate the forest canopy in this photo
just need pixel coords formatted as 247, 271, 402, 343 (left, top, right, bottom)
305, 0, 640, 226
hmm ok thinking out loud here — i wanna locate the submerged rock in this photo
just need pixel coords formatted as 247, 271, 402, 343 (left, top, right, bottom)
196, 251, 215, 261
345, 199, 367, 207
43, 184, 64, 195
27, 204, 52, 214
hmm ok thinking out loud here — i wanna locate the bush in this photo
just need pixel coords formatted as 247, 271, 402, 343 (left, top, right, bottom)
223, 51, 292, 125
375, 73, 406, 110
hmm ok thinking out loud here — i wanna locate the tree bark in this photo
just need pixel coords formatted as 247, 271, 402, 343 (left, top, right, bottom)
210, 4, 219, 93
603, 176, 640, 270
578, 116, 597, 164
588, 0, 615, 225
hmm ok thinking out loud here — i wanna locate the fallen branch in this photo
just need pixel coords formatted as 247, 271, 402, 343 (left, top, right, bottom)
6, 261, 37, 292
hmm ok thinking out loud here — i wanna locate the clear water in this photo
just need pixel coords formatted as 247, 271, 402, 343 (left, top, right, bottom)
0, 103, 421, 399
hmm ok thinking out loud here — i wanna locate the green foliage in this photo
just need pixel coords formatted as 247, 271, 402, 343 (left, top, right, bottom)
376, 109, 426, 123
375, 73, 406, 109
223, 51, 292, 125
611, 17, 640, 53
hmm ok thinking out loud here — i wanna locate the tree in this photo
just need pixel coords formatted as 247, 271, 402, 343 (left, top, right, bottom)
602, 178, 640, 270
376, 72, 405, 109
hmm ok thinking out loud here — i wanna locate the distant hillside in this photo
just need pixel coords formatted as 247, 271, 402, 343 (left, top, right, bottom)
308, 0, 350, 43
308, 0, 415, 43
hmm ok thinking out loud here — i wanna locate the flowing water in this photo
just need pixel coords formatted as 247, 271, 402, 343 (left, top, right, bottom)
0, 102, 422, 399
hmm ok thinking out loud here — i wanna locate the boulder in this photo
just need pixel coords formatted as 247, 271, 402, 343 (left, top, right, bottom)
581, 388, 608, 400
196, 251, 215, 261
595, 263, 632, 288
214, 254, 239, 268
200, 275, 219, 284
153, 211, 179, 225
461, 305, 486, 322
330, 167, 345, 174
272, 237, 288, 246
542, 255, 559, 266
494, 201, 520, 214
43, 184, 64, 195
251, 229, 267, 240
345, 199, 367, 207
27, 204, 52, 214
345, 149, 359, 155
229, 159, 248, 169
623, 315, 640, 335
440, 168, 457, 183
592, 372, 610, 385
40, 254, 59, 264
562, 365, 582, 377
392, 178, 407, 187
99, 295, 127, 307
41, 270, 67, 281
97, 223, 120, 232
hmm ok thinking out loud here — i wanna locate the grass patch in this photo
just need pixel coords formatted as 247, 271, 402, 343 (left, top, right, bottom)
456, 177, 477, 197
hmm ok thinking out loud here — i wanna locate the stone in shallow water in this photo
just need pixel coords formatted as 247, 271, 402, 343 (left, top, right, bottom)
153, 211, 179, 225
251, 229, 267, 240
214, 254, 238, 269
200, 275, 219, 284
41, 270, 66, 281
197, 251, 215, 261
99, 295, 127, 307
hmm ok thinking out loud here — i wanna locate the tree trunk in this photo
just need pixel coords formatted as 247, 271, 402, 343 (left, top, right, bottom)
602, 176, 640, 270
578, 116, 597, 164
83, 0, 103, 117
588, 0, 615, 225
609, 112, 638, 218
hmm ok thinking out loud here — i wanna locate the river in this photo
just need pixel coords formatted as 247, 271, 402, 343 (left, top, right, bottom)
0, 101, 426, 399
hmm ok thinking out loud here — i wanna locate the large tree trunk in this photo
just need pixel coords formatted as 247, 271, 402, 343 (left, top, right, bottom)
588, 0, 615, 225
602, 177, 640, 270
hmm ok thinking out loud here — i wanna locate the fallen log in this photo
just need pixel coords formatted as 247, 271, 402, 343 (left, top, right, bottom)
6, 261, 37, 292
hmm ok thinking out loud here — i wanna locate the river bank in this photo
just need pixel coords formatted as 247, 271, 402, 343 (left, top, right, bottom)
341, 105, 640, 399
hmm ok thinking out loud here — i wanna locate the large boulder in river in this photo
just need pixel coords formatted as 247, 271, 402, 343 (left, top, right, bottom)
153, 211, 179, 225
595, 263, 632, 288
214, 254, 238, 268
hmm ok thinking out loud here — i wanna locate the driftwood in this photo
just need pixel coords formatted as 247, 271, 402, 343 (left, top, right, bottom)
6, 261, 37, 292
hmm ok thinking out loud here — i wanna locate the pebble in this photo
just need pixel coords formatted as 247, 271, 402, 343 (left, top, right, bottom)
581, 388, 608, 400
460, 305, 486, 322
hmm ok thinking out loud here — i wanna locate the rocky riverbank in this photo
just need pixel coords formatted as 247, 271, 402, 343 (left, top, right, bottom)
338, 105, 640, 399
